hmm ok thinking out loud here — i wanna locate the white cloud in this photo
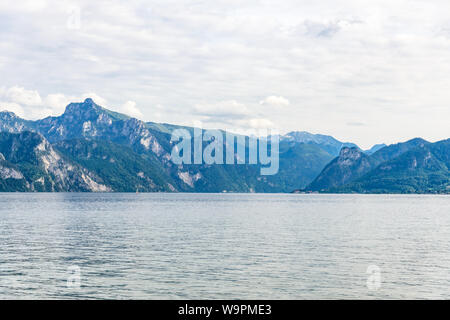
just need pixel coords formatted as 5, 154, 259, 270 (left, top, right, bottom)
0, 101, 24, 117
119, 100, 143, 119
0, 86, 142, 120
259, 96, 290, 107
243, 118, 275, 129
190, 100, 278, 130
193, 100, 251, 118
44, 93, 71, 114
3, 86, 42, 106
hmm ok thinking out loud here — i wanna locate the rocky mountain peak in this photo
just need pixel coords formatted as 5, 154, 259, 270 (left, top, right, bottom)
0, 111, 18, 120
0, 111, 28, 133
338, 147, 362, 160
306, 146, 373, 191
337, 147, 366, 167
283, 131, 360, 156
63, 98, 103, 120
365, 143, 387, 155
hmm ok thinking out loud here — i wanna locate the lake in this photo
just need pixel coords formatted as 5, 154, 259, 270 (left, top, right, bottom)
0, 193, 449, 299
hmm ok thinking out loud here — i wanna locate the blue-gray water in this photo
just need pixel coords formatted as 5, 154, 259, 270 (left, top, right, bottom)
0, 193, 449, 299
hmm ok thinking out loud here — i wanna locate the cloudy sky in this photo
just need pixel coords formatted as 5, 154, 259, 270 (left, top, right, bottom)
1, 0, 450, 148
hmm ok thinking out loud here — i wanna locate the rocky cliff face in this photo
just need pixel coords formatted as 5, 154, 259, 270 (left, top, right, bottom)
0, 111, 33, 133
36, 99, 172, 167
307, 147, 373, 191
53, 138, 173, 192
0, 131, 110, 192
37, 99, 158, 148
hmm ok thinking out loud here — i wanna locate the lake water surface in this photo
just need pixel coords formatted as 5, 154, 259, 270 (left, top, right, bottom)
0, 193, 449, 299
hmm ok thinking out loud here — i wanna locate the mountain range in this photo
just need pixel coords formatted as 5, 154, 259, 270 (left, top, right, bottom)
305, 138, 449, 193
0, 98, 448, 193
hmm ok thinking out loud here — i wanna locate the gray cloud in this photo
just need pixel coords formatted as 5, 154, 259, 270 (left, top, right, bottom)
347, 122, 366, 127
0, 0, 450, 148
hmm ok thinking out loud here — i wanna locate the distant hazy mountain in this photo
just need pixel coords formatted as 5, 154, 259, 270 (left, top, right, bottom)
305, 138, 449, 194
282, 131, 359, 156
0, 98, 348, 192
369, 138, 428, 165
364, 143, 387, 155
